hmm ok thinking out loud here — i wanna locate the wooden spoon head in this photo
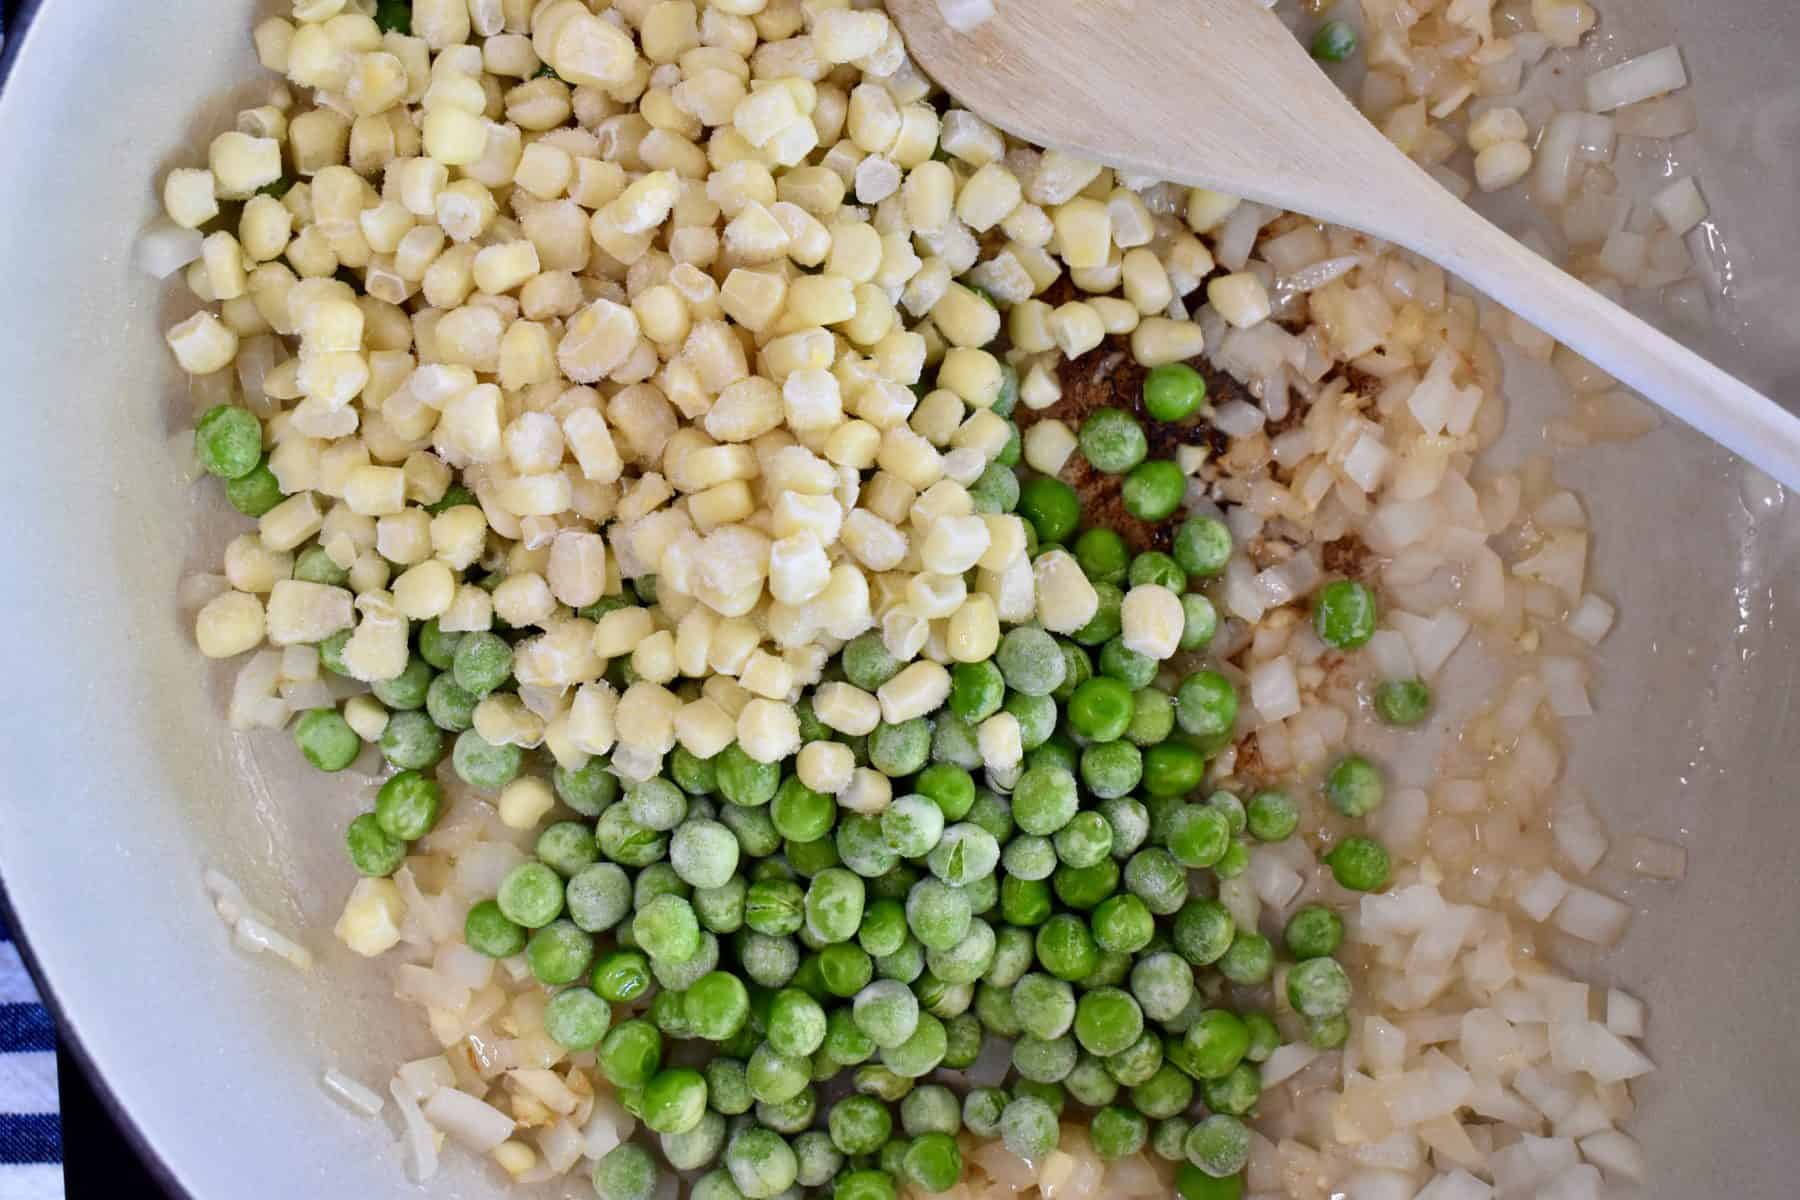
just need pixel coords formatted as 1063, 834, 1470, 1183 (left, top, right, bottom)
886, 0, 1393, 225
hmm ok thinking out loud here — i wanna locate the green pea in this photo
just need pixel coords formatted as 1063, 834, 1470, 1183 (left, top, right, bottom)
686, 970, 752, 1041
1131, 1063, 1194, 1120
1182, 1009, 1250, 1079
793, 1131, 843, 1188
1153, 1118, 1194, 1162
316, 630, 353, 677
947, 660, 1005, 723
451, 729, 521, 791
1180, 593, 1220, 651
1288, 956, 1353, 1019
962, 1088, 1009, 1138
463, 898, 526, 957
1143, 742, 1208, 798
1307, 1012, 1350, 1050
669, 818, 740, 891
1375, 678, 1432, 726
1067, 675, 1134, 742
1245, 789, 1298, 841
1091, 893, 1155, 954
1129, 551, 1187, 593
591, 948, 653, 1003
1124, 847, 1190, 914
902, 1132, 961, 1193
1017, 477, 1081, 544
748, 1044, 813, 1105
527, 919, 595, 986
664, 1110, 729, 1171
1310, 18, 1358, 62
1176, 670, 1238, 743
915, 763, 975, 821
1243, 1013, 1281, 1063
1216, 931, 1274, 985
1004, 690, 1059, 749
1126, 688, 1176, 746
998, 627, 1066, 697
1034, 913, 1099, 981
345, 813, 405, 877
942, 1010, 983, 1068
376, 710, 440, 770
842, 632, 902, 690
1074, 527, 1130, 585
1098, 637, 1157, 690
372, 656, 433, 711
1313, 579, 1377, 649
374, 770, 442, 841
1079, 740, 1143, 800
598, 1019, 663, 1090
828, 1093, 893, 1155
926, 822, 999, 886
1173, 516, 1233, 577
629, 778, 688, 831
593, 1143, 661, 1200
1073, 987, 1145, 1056
1079, 407, 1148, 474
1130, 950, 1194, 1022
1326, 753, 1386, 818
1122, 460, 1185, 521
635, 893, 702, 963
194, 405, 264, 479
293, 545, 350, 588
1143, 363, 1208, 422
226, 459, 284, 516
294, 707, 360, 771
1284, 904, 1345, 960
424, 673, 477, 734
1325, 835, 1390, 891
567, 863, 632, 933
834, 1169, 899, 1200
1202, 1062, 1261, 1116
1214, 838, 1251, 879
969, 460, 1021, 513
999, 1095, 1059, 1161
643, 1067, 709, 1136
1106, 1031, 1166, 1087
1012, 765, 1078, 835
1073, 582, 1124, 646
694, 876, 747, 934
870, 719, 932, 777
670, 745, 719, 795
1167, 805, 1231, 868
451, 631, 513, 697
536, 820, 599, 878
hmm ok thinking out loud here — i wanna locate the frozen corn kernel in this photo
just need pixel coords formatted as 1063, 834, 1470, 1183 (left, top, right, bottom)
498, 776, 556, 830
878, 660, 951, 724
1023, 419, 1078, 477
797, 740, 855, 794
195, 591, 266, 658
1049, 301, 1105, 360
839, 766, 892, 816
1033, 549, 1100, 634
1131, 317, 1206, 367
1208, 272, 1272, 329
947, 594, 1000, 663
167, 312, 241, 375
1122, 583, 1185, 660
737, 697, 800, 763
1475, 140, 1533, 192
813, 681, 882, 736
921, 514, 991, 574
977, 710, 1023, 772
334, 878, 405, 957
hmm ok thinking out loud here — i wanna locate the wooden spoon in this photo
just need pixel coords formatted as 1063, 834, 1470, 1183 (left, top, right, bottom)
887, 0, 1800, 489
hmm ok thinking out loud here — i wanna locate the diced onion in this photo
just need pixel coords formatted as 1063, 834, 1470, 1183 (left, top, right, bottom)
135, 221, 205, 278
423, 1087, 516, 1152
1650, 176, 1707, 235
322, 1069, 385, 1117
1585, 47, 1687, 113
937, 0, 996, 32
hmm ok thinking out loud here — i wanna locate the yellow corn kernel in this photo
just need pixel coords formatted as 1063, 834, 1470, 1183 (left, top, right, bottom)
1022, 419, 1077, 477
195, 591, 266, 658
1033, 549, 1101, 635
813, 681, 881, 736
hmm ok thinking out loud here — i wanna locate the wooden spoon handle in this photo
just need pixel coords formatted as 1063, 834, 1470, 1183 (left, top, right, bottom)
1345, 153, 1800, 490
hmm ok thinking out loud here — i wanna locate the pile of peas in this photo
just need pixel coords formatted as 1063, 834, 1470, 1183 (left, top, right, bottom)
235, 343, 1408, 1198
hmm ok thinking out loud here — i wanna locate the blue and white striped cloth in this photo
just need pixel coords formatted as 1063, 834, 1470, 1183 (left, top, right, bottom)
0, 913, 61, 1200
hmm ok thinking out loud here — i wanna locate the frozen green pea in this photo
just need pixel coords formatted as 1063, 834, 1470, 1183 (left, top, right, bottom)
451, 730, 522, 791
544, 986, 612, 1051
295, 708, 360, 772
997, 627, 1066, 696
451, 631, 512, 698
726, 1127, 797, 1199
905, 879, 971, 951
371, 656, 433, 712
1074, 987, 1144, 1056
527, 919, 594, 986
880, 1011, 948, 1077
593, 1143, 661, 1200
463, 898, 525, 957
1216, 931, 1275, 985
1124, 848, 1190, 915
949, 660, 1006, 722
377, 710, 441, 770
195, 405, 264, 479
853, 979, 920, 1049
598, 1019, 663, 1090
1098, 637, 1157, 689
1092, 1106, 1149, 1160
1080, 740, 1143, 800
670, 818, 740, 890
635, 894, 701, 964
716, 743, 781, 808
424, 674, 477, 734
999, 1095, 1059, 1161
1186, 1115, 1251, 1178
1288, 955, 1353, 1019
1011, 972, 1076, 1040
1324, 835, 1390, 891
664, 1110, 729, 1171
1012, 765, 1078, 836
1324, 754, 1385, 818
1202, 1062, 1261, 1116
843, 632, 902, 690
828, 1094, 893, 1155
497, 861, 563, 928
